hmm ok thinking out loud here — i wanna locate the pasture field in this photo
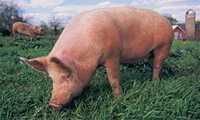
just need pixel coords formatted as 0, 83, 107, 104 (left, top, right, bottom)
0, 35, 200, 120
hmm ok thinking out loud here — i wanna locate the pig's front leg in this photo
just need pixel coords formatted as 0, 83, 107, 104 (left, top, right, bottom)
105, 58, 122, 97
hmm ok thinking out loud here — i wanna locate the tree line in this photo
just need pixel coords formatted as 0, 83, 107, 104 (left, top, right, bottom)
0, 0, 68, 36
0, 0, 199, 36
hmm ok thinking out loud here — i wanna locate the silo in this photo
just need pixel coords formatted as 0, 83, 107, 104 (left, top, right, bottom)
185, 9, 196, 40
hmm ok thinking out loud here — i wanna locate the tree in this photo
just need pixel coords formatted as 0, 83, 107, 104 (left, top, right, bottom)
40, 21, 49, 34
164, 16, 178, 25
0, 0, 25, 31
49, 16, 62, 34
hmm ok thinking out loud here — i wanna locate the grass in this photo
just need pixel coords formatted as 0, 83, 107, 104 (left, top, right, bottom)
0, 35, 200, 120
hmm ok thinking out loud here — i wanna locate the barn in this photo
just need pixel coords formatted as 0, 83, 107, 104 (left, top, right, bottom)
171, 9, 200, 41
172, 25, 186, 40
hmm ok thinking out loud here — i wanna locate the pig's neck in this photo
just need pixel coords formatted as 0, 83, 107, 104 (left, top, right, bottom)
49, 29, 102, 88
75, 59, 98, 86
49, 46, 100, 89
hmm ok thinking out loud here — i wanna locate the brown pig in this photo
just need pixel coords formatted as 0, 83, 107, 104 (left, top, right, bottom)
20, 7, 173, 109
12, 22, 43, 38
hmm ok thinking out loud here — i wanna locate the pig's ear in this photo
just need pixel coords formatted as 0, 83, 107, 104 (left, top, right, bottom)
20, 56, 47, 73
50, 57, 72, 75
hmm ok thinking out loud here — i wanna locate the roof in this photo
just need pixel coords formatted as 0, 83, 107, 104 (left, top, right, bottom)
172, 25, 185, 32
172, 25, 178, 29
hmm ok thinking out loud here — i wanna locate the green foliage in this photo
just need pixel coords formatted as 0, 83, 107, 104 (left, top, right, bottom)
164, 16, 178, 25
0, 36, 200, 120
0, 0, 25, 30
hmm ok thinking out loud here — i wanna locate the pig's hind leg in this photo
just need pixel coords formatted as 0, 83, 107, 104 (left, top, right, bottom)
152, 44, 171, 80
105, 57, 122, 97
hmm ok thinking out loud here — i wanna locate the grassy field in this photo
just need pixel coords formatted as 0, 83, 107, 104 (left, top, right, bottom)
0, 35, 200, 120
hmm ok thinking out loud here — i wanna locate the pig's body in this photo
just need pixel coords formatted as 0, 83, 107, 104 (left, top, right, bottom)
22, 7, 173, 109
49, 7, 173, 84
12, 22, 42, 38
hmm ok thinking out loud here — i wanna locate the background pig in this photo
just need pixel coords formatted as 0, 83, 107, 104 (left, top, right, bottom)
12, 22, 43, 38
21, 7, 173, 109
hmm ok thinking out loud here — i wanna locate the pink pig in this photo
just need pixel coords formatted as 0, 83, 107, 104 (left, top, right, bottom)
20, 7, 173, 109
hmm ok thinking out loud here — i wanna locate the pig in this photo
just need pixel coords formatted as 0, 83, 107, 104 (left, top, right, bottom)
12, 22, 43, 38
20, 7, 173, 109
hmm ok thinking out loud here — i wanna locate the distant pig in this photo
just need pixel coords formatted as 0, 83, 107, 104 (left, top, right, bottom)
12, 22, 43, 38
20, 7, 173, 109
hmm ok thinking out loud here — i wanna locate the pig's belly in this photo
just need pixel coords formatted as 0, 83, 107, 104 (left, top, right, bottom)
120, 41, 154, 64
120, 51, 151, 64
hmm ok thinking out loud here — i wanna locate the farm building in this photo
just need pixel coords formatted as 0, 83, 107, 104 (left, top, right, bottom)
172, 23, 200, 40
172, 9, 200, 40
172, 25, 186, 40
195, 23, 200, 40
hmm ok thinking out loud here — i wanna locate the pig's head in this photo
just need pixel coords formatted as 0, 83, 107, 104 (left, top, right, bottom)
20, 56, 82, 109
33, 26, 43, 35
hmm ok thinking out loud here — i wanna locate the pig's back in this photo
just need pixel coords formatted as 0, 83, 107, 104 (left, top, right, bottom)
50, 7, 173, 64
13, 22, 30, 32
100, 7, 173, 60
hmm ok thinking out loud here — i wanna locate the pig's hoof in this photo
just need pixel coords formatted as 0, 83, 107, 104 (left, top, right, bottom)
48, 101, 62, 110
152, 77, 160, 80
113, 91, 122, 97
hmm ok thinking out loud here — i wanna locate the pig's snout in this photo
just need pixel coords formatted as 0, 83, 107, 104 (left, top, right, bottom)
48, 95, 71, 110
48, 100, 62, 110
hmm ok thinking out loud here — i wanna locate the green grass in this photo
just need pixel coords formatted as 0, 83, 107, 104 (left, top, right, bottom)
0, 35, 200, 120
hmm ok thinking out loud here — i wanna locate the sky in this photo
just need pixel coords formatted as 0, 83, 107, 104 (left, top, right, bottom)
14, 0, 200, 25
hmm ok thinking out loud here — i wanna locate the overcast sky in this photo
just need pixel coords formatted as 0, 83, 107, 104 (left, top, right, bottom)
15, 0, 200, 24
